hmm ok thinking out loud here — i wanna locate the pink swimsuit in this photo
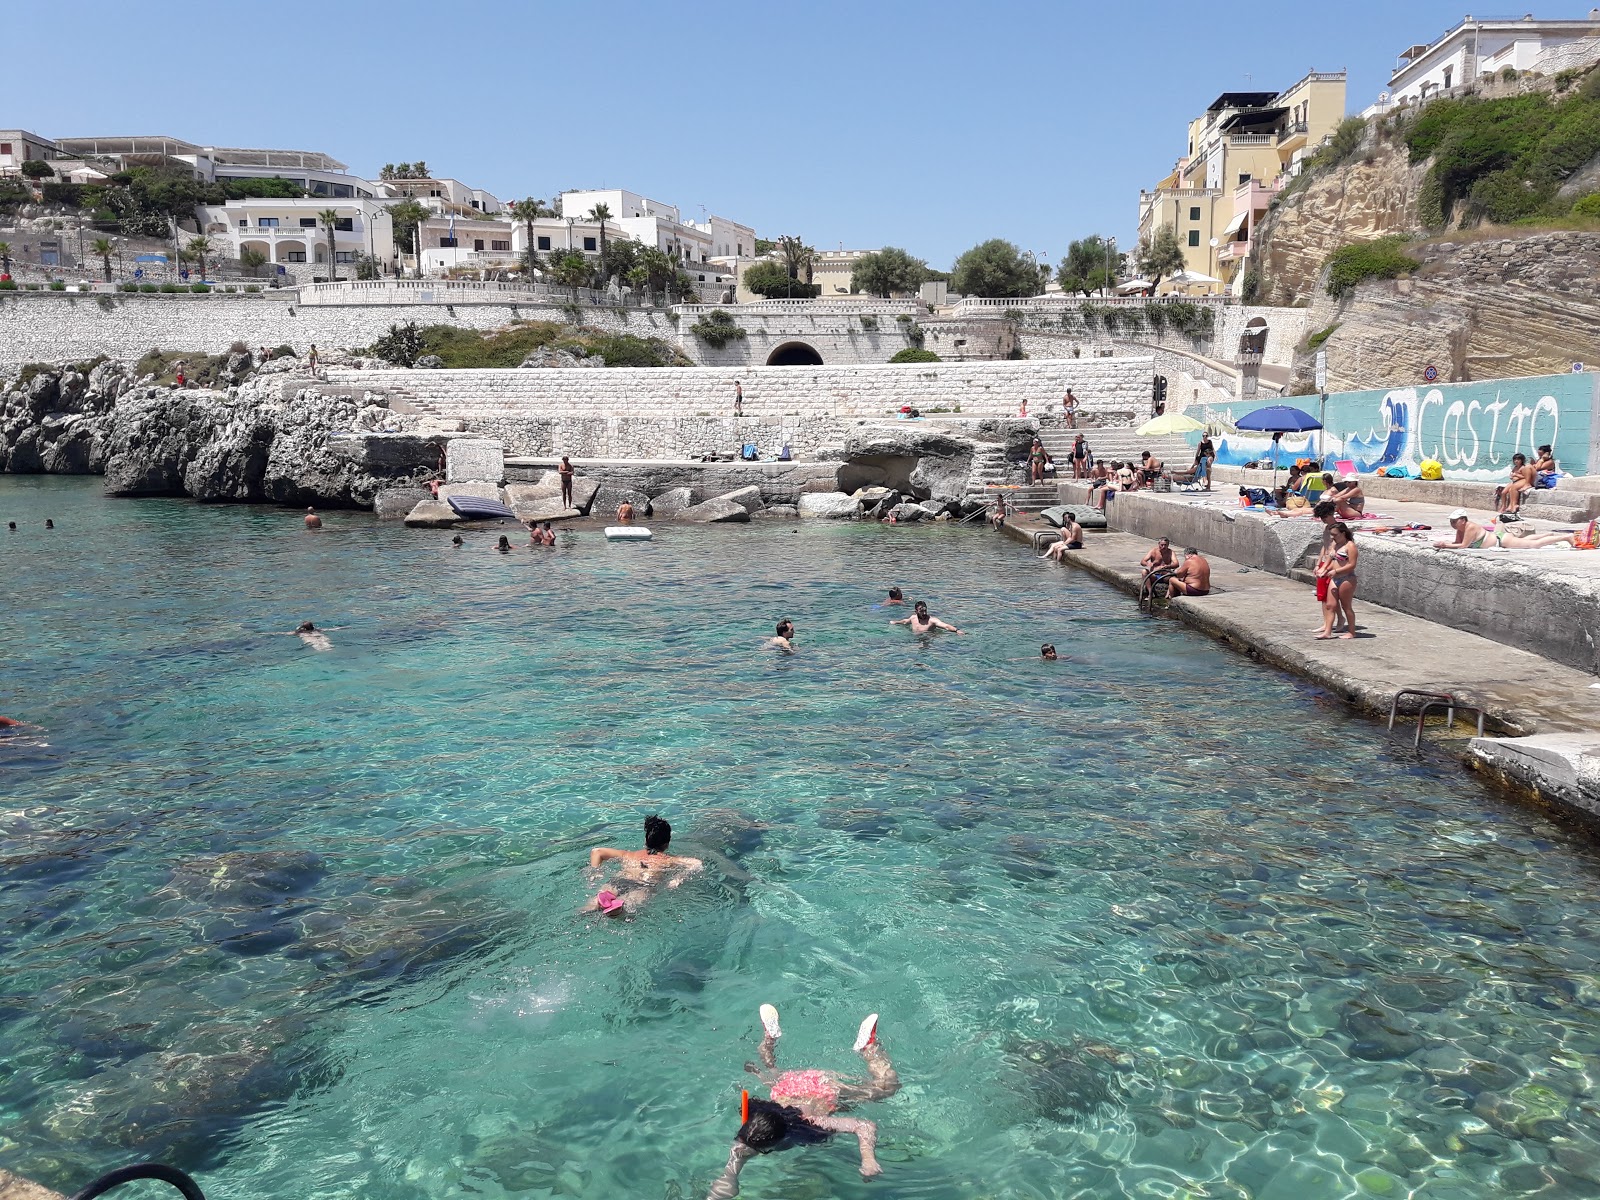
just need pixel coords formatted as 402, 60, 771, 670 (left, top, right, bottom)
770, 1069, 840, 1113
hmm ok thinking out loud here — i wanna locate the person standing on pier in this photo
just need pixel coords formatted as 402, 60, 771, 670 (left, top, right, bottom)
734, 380, 744, 417
558, 456, 575, 508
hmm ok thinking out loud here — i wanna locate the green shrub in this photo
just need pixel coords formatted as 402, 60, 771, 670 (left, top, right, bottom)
275, 345, 297, 358
1573, 192, 1600, 218
689, 309, 747, 348
1145, 304, 1168, 331
1325, 237, 1418, 297
1583, 68, 1600, 102
48, 281, 66, 291
1240, 268, 1261, 303
223, 285, 236, 293
1407, 89, 1600, 226
139, 283, 159, 293
118, 282, 138, 292
96, 294, 115, 312
1554, 68, 1581, 92
24, 283, 42, 291
17, 362, 54, 386
244, 285, 261, 293
1306, 323, 1340, 350
159, 283, 180, 293
895, 313, 914, 324
1164, 301, 1214, 335
1500, 67, 1519, 82
190, 282, 210, 293
0, 280, 16, 291
1002, 308, 1025, 323
888, 347, 940, 363
1312, 116, 1368, 171
370, 321, 426, 366
858, 314, 879, 331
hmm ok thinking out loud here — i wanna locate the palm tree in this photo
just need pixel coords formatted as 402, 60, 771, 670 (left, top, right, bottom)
0, 241, 13, 278
318, 208, 341, 281
586, 202, 612, 277
92, 237, 114, 281
509, 198, 545, 282
185, 236, 213, 281
240, 247, 268, 278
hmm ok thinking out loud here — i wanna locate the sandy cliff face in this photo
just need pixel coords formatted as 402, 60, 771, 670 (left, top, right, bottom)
1289, 232, 1600, 392
1253, 127, 1428, 307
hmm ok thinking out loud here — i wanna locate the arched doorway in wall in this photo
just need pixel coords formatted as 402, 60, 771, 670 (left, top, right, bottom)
766, 341, 824, 366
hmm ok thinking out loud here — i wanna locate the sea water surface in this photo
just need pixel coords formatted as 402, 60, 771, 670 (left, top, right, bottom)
3, 477, 1600, 1200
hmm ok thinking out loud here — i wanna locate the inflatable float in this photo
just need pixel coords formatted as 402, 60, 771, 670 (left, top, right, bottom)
605, 526, 653, 541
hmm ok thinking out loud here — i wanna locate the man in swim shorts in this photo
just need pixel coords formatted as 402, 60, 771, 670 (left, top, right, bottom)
1039, 516, 1085, 562
584, 815, 703, 915
889, 601, 963, 635
1167, 548, 1211, 596
706, 1005, 901, 1197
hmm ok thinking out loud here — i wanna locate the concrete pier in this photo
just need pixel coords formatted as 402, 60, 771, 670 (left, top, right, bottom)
1003, 518, 1600, 830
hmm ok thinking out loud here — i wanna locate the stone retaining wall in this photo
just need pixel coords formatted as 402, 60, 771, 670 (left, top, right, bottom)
329, 356, 1154, 422
0, 296, 671, 368
472, 414, 853, 459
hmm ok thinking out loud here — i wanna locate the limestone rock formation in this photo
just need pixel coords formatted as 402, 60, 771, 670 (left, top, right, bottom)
680, 493, 753, 523
1253, 125, 1428, 307
798, 492, 861, 519
649, 486, 696, 516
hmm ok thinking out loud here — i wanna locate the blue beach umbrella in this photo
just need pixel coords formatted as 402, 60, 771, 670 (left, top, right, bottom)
1234, 405, 1323, 487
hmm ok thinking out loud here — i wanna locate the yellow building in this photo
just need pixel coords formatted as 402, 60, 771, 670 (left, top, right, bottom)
1137, 70, 1346, 294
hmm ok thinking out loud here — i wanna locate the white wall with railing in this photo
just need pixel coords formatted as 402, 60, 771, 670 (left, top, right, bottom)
296, 278, 658, 308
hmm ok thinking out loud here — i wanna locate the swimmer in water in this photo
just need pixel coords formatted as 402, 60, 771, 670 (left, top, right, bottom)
1041, 643, 1058, 660
45, 519, 54, 529
304, 507, 322, 529
705, 1006, 900, 1197
584, 815, 703, 915
617, 501, 635, 524
497, 535, 512, 552
884, 587, 904, 605
451, 534, 464, 547
292, 621, 332, 652
6, 522, 14, 531
768, 619, 795, 652
889, 600, 963, 635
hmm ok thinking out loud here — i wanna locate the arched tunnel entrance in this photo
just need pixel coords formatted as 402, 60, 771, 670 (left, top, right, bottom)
766, 341, 824, 366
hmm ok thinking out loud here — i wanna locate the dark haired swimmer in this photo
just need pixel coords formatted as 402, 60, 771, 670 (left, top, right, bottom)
1041, 643, 1058, 660
705, 1006, 900, 1197
890, 600, 963, 635
584, 815, 703, 915
885, 587, 904, 605
768, 620, 795, 652
292, 621, 332, 652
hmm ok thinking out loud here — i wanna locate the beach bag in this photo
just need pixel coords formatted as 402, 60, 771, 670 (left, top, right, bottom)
1419, 458, 1443, 480
1383, 465, 1411, 478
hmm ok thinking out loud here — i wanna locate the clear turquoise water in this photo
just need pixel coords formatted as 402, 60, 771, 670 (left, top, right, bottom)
4, 476, 1600, 1200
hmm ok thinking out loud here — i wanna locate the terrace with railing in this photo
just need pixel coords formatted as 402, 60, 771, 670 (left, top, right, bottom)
296, 278, 656, 307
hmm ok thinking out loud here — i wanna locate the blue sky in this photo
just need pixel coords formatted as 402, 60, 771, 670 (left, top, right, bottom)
9, 0, 1486, 268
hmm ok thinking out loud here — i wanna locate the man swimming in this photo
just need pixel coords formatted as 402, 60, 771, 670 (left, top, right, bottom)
584, 815, 703, 916
304, 506, 322, 529
705, 1006, 900, 1197
884, 587, 905, 605
889, 601, 964, 635
292, 621, 332, 652
768, 620, 796, 652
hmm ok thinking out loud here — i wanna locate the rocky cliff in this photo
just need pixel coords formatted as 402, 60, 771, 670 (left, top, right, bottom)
0, 360, 445, 507
1287, 231, 1600, 392
1252, 122, 1428, 307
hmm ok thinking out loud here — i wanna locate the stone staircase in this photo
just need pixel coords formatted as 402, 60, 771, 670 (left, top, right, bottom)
963, 444, 1059, 511
1038, 425, 1194, 472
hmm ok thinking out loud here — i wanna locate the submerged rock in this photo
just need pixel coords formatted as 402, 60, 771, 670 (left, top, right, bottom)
679, 495, 751, 523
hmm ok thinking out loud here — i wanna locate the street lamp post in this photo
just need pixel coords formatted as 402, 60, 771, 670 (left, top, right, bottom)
1104, 236, 1117, 297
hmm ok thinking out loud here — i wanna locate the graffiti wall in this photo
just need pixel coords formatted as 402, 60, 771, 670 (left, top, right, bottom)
1192, 373, 1597, 480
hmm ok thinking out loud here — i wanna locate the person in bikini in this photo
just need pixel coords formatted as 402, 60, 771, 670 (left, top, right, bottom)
1497, 454, 1537, 517
889, 600, 963, 635
585, 815, 703, 916
1433, 508, 1574, 552
705, 1006, 900, 1198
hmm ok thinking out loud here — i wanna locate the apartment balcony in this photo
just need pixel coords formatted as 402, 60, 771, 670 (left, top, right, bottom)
1217, 238, 1251, 263
1228, 133, 1274, 146
1277, 120, 1310, 152
1232, 177, 1280, 215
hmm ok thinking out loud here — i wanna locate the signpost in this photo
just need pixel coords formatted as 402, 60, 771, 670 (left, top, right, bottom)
1423, 364, 1439, 383
1575, 362, 1586, 373
1315, 351, 1328, 459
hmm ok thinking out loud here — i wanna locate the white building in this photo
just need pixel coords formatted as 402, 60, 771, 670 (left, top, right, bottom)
0, 129, 61, 178
419, 214, 516, 274
379, 177, 503, 216
1375, 11, 1600, 110
198, 198, 394, 281
52, 135, 377, 198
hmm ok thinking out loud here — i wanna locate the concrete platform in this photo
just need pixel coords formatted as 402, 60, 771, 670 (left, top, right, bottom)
1061, 482, 1600, 675
1006, 519, 1600, 829
504, 457, 840, 506
1214, 463, 1600, 523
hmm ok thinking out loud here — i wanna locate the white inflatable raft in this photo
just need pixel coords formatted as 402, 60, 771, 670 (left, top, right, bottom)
605, 526, 653, 541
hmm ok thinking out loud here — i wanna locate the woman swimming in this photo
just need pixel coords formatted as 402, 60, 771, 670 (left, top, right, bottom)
705, 1005, 901, 1198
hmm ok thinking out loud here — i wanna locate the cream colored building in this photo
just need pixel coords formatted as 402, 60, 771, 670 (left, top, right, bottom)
1138, 70, 1346, 294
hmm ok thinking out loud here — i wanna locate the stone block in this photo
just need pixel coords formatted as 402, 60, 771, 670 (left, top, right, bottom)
680, 496, 752, 523
374, 486, 429, 520
513, 495, 582, 523
445, 437, 504, 483
403, 499, 460, 527
798, 492, 861, 519
719, 485, 764, 514
650, 486, 696, 516
439, 482, 505, 504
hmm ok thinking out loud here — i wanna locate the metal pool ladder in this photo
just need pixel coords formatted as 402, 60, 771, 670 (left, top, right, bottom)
69, 1164, 207, 1200
1388, 689, 1487, 749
